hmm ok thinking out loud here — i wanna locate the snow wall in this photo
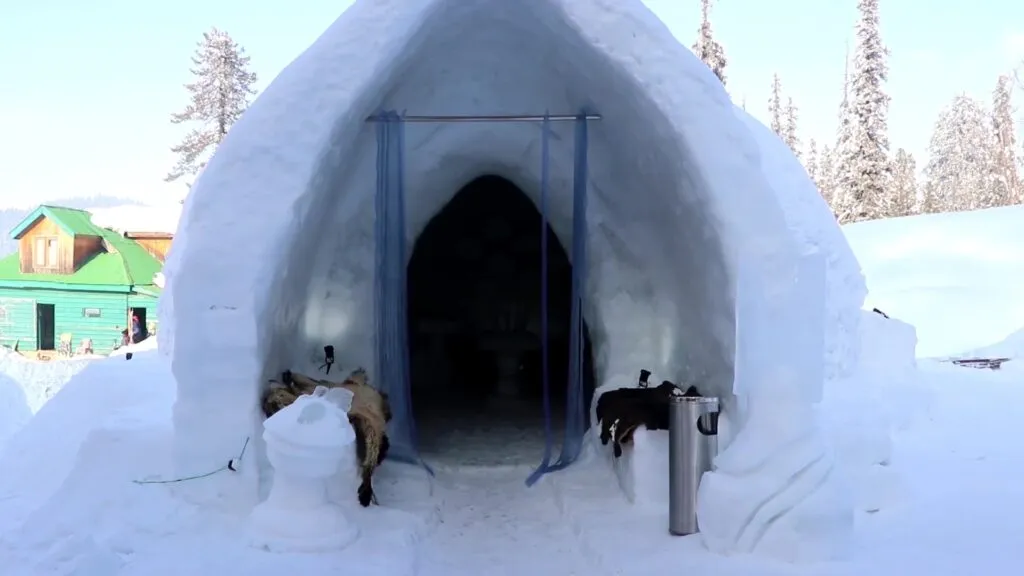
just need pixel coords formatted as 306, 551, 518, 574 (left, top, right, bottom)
159, 0, 866, 561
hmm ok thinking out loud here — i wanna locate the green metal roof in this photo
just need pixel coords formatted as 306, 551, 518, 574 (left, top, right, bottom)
9, 205, 104, 239
0, 211, 163, 292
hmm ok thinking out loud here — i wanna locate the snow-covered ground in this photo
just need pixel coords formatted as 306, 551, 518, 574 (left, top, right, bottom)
0, 204, 1020, 574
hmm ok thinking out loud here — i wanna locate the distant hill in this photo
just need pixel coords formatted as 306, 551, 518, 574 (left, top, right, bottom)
0, 196, 144, 257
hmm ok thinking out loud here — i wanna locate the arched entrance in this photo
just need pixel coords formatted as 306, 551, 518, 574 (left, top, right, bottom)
407, 175, 596, 468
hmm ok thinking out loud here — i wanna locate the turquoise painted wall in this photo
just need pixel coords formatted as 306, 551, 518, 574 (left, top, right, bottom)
0, 287, 159, 354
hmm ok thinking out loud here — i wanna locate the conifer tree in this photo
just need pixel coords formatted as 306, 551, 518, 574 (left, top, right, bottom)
805, 138, 820, 187
166, 28, 258, 184
923, 95, 993, 212
783, 97, 801, 160
832, 42, 855, 215
990, 74, 1021, 205
817, 143, 838, 208
768, 73, 783, 136
887, 148, 918, 217
833, 0, 891, 223
692, 0, 728, 86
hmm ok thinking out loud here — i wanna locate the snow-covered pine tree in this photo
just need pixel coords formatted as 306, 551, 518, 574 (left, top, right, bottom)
990, 74, 1021, 205
692, 0, 727, 86
768, 73, 783, 136
817, 143, 837, 208
887, 148, 917, 217
783, 97, 801, 160
833, 0, 891, 223
166, 28, 258, 184
923, 95, 994, 213
831, 42, 855, 215
804, 138, 820, 187
917, 182, 938, 214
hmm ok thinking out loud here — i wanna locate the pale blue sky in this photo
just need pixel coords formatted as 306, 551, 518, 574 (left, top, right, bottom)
1, 0, 1022, 207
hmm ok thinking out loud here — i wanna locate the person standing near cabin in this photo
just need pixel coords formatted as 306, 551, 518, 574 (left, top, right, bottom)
131, 313, 142, 344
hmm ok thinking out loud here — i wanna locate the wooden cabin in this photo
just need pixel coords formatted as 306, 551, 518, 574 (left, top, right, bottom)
0, 205, 164, 355
123, 231, 173, 263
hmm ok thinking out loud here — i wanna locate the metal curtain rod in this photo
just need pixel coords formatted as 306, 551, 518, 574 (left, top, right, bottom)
365, 113, 602, 123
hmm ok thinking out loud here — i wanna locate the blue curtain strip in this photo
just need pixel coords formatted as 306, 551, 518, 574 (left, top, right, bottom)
525, 113, 555, 486
526, 112, 589, 486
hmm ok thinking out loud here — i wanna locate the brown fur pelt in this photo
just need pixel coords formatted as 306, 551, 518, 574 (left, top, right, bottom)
262, 368, 392, 507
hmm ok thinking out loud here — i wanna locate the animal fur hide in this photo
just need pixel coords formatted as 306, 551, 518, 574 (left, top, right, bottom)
262, 368, 392, 507
596, 382, 700, 457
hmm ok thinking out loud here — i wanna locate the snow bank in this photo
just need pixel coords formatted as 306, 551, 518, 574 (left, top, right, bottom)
0, 372, 31, 453
844, 205, 1024, 357
0, 348, 97, 453
108, 335, 159, 357
0, 348, 96, 413
0, 350, 176, 536
158, 0, 865, 562
970, 327, 1024, 362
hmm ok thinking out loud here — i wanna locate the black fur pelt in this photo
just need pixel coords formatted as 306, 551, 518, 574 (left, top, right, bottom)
596, 381, 701, 458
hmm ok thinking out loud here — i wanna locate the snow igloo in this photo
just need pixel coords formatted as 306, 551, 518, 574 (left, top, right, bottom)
160, 0, 866, 558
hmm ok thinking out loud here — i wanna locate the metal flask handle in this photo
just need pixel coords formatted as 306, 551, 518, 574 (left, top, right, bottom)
696, 410, 719, 436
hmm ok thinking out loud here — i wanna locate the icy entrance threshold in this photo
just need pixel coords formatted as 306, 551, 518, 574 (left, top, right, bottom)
161, 0, 868, 564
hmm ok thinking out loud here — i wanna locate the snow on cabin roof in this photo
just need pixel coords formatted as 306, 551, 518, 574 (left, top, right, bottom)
88, 203, 182, 236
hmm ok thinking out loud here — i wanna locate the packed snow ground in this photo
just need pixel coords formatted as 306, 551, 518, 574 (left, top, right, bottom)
0, 206, 1022, 574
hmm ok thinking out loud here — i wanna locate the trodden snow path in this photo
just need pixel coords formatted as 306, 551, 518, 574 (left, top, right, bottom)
414, 465, 607, 576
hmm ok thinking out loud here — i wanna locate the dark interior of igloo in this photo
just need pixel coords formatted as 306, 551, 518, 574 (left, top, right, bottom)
407, 175, 596, 468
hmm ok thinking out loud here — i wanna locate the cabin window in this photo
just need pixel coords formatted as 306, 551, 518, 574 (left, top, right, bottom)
47, 238, 58, 264
33, 236, 59, 267
82, 308, 101, 318
33, 238, 45, 265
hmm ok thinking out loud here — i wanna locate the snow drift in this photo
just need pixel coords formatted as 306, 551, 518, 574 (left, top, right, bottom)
0, 372, 31, 454
0, 348, 97, 454
0, 350, 176, 537
844, 205, 1024, 357
158, 0, 868, 561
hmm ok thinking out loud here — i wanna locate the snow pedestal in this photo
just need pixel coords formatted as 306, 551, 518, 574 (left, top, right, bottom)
694, 249, 853, 562
696, 397, 852, 561
249, 386, 360, 553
